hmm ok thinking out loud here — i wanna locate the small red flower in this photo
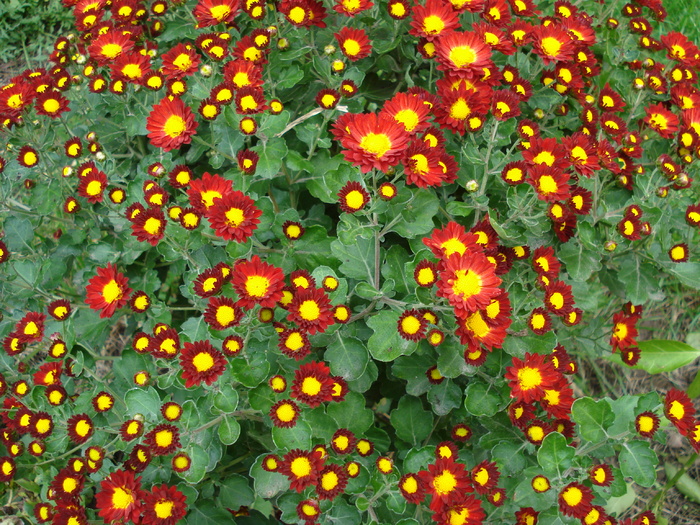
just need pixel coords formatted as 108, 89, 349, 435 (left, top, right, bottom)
146, 97, 198, 152
335, 27, 372, 61
85, 263, 132, 318
95, 469, 143, 523
205, 190, 262, 242
291, 361, 334, 408
286, 287, 334, 335
179, 340, 227, 388
141, 484, 187, 525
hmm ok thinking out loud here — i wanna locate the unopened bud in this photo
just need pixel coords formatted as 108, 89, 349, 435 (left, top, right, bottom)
533, 108, 545, 120
324, 44, 336, 55
200, 64, 213, 77
465, 180, 479, 192
277, 38, 289, 50
604, 241, 617, 252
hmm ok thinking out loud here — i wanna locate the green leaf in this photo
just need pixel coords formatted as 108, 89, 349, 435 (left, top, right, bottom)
491, 441, 526, 475
251, 138, 288, 179
391, 396, 433, 446
217, 416, 241, 445
4, 216, 34, 251
464, 378, 508, 417
571, 397, 615, 443
537, 433, 575, 477
392, 353, 432, 396
180, 316, 210, 343
389, 190, 439, 238
635, 339, 700, 374
619, 440, 658, 487
367, 310, 414, 362
250, 454, 288, 499
124, 387, 161, 420
664, 463, 700, 504
558, 239, 602, 281
327, 392, 374, 434
604, 483, 637, 516
218, 474, 255, 509
187, 501, 234, 525
213, 385, 239, 413
502, 332, 557, 358
617, 255, 657, 304
331, 236, 375, 281
437, 337, 471, 378
668, 262, 700, 290
324, 336, 369, 381
272, 420, 312, 450
427, 380, 462, 416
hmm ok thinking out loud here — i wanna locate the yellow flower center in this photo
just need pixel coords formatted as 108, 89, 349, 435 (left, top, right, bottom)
112, 487, 134, 509
440, 238, 466, 257
402, 476, 418, 493
448, 508, 471, 525
533, 476, 549, 492
75, 419, 91, 437
390, 2, 406, 16
449, 98, 471, 120
301, 376, 322, 396
495, 101, 511, 114
239, 95, 257, 112
63, 477, 78, 493
343, 39, 361, 57
143, 216, 162, 235
276, 403, 297, 422
288, 6, 306, 23
35, 418, 51, 434
527, 425, 545, 442
669, 400, 686, 420
345, 190, 366, 210
245, 275, 270, 297
155, 501, 174, 518
533, 151, 556, 166
541, 37, 563, 57
163, 115, 186, 138
298, 300, 320, 321
334, 435, 349, 450
290, 457, 312, 478
423, 15, 445, 35
23, 151, 38, 165
637, 415, 654, 433
155, 429, 173, 448
394, 109, 419, 132
100, 43, 123, 59
433, 470, 458, 495
209, 5, 231, 20
410, 153, 429, 174
562, 486, 583, 506
342, 0, 360, 10
537, 174, 558, 195
225, 207, 245, 227
321, 94, 337, 107
448, 45, 477, 67
215, 305, 236, 327
122, 64, 142, 79
173, 54, 192, 71
192, 351, 214, 372
401, 315, 422, 335
359, 132, 391, 158
452, 269, 482, 299
321, 470, 339, 490
517, 367, 543, 390
549, 292, 564, 310
43, 99, 61, 113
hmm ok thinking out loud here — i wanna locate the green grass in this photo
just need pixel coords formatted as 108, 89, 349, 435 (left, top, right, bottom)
663, 0, 700, 43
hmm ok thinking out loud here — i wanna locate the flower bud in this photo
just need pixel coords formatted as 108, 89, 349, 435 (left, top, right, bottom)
324, 44, 336, 55
277, 38, 289, 50
533, 108, 545, 119
604, 241, 617, 252
465, 180, 479, 192
200, 64, 213, 77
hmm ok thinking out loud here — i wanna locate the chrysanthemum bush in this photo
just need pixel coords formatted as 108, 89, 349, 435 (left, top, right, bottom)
2, 0, 700, 523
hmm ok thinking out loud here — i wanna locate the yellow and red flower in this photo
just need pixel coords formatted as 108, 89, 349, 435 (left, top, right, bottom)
67, 413, 94, 444
146, 97, 198, 152
35, 91, 70, 118
145, 424, 181, 456
205, 190, 262, 242
85, 263, 132, 318
270, 399, 300, 428
418, 457, 472, 512
436, 494, 485, 525
665, 389, 696, 433
287, 287, 334, 334
333, 0, 373, 16
316, 464, 348, 500
644, 103, 679, 138
180, 340, 226, 387
130, 207, 166, 246
338, 181, 370, 213
380, 92, 432, 135
291, 361, 334, 407
279, 448, 325, 492
337, 112, 410, 173
95, 469, 143, 523
193, 0, 239, 27
334, 27, 372, 61
141, 484, 187, 525
203, 296, 243, 330
635, 411, 660, 438
558, 482, 593, 519
531, 24, 575, 64
435, 31, 493, 79
437, 252, 502, 316
409, 0, 460, 41
278, 328, 311, 360
505, 352, 560, 403
471, 460, 499, 495
423, 221, 480, 259
434, 85, 490, 135
232, 255, 285, 309
17, 145, 39, 168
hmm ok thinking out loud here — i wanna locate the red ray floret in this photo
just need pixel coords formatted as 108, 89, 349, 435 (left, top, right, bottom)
379, 91, 432, 134
286, 286, 334, 334
409, 0, 460, 41
140, 484, 187, 525
665, 388, 696, 433
337, 112, 410, 173
291, 361, 334, 408
279, 448, 325, 492
146, 96, 198, 152
435, 31, 494, 79
334, 27, 372, 61
418, 457, 472, 512
531, 23, 576, 64
423, 221, 481, 260
193, 0, 239, 27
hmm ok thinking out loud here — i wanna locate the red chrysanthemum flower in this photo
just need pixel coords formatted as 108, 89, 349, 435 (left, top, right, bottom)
149, 327, 180, 359
471, 460, 500, 495
434, 85, 490, 135
205, 190, 262, 242
437, 252, 502, 316
419, 457, 472, 512
33, 362, 62, 387
146, 96, 198, 152
531, 246, 561, 278
235, 86, 267, 114
141, 484, 187, 525
186, 172, 232, 213
18, 146, 39, 168
316, 464, 348, 500
145, 424, 181, 456
338, 181, 370, 213
435, 31, 493, 79
409, 0, 460, 41
231, 256, 285, 309
669, 243, 689, 262
397, 309, 427, 341
436, 495, 485, 525
85, 263, 132, 318
291, 361, 334, 408
278, 328, 311, 360
130, 207, 166, 246
179, 340, 226, 388
0, 81, 34, 116
527, 165, 570, 202
193, 0, 239, 27
270, 399, 300, 428
14, 311, 45, 344
35, 90, 70, 118
424, 221, 481, 260
335, 27, 372, 61
399, 473, 426, 504
88, 30, 134, 65
665, 389, 696, 433
505, 352, 560, 403
541, 378, 574, 419
644, 103, 679, 138
333, 0, 372, 15
610, 311, 638, 352
558, 482, 593, 519
379, 92, 431, 134
337, 112, 410, 173
635, 411, 660, 438
161, 43, 200, 79
403, 142, 444, 187
49, 467, 85, 500
280, 449, 325, 492
203, 296, 243, 331
661, 31, 700, 66
95, 469, 143, 523
286, 287, 334, 335
515, 507, 539, 525
66, 413, 94, 444
531, 24, 575, 64
47, 299, 71, 321
589, 464, 613, 487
